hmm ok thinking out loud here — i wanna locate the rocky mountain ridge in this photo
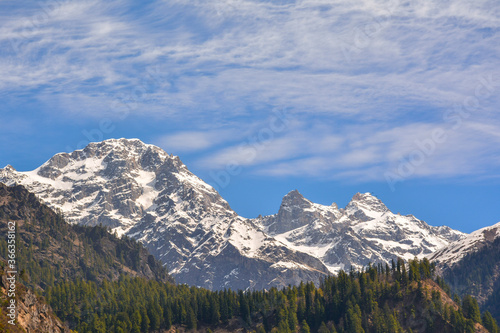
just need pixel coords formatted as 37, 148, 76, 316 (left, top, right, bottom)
0, 138, 466, 290
428, 221, 500, 322
258, 190, 464, 273
429, 221, 500, 269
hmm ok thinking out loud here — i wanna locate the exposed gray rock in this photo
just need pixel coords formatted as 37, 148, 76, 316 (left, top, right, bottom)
0, 139, 329, 290
0, 138, 466, 290
256, 191, 465, 273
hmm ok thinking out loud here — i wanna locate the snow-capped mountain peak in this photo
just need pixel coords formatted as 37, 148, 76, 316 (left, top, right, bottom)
429, 221, 500, 268
0, 139, 332, 290
262, 190, 341, 235
1, 138, 233, 236
0, 138, 467, 290
3, 164, 15, 172
345, 192, 389, 220
257, 190, 465, 274
279, 190, 312, 214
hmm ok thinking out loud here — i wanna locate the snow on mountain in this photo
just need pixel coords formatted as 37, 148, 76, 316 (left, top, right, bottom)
0, 138, 329, 290
0, 138, 467, 289
428, 221, 500, 268
257, 191, 465, 273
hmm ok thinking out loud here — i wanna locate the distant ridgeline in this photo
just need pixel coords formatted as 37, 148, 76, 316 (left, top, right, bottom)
0, 183, 499, 332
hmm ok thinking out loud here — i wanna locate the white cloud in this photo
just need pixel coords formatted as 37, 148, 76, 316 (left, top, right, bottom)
156, 130, 241, 152
194, 118, 500, 182
1, 0, 499, 182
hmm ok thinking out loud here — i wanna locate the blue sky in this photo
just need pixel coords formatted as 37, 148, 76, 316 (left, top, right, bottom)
1, 0, 499, 233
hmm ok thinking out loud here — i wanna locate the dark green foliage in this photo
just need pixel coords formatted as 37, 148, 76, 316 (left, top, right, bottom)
442, 235, 500, 322
483, 311, 500, 333
462, 295, 482, 324
317, 322, 330, 333
42, 258, 489, 332
301, 319, 311, 333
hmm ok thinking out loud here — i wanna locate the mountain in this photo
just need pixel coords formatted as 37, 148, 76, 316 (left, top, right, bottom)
257, 190, 464, 273
429, 221, 500, 268
0, 139, 330, 290
429, 221, 500, 322
0, 138, 465, 290
0, 182, 494, 333
0, 183, 174, 332
0, 182, 492, 333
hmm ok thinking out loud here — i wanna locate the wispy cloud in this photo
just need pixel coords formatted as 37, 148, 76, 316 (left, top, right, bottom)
156, 129, 243, 152
1, 0, 499, 182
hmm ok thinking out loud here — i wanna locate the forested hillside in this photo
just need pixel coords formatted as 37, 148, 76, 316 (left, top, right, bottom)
441, 236, 500, 323
47, 259, 497, 332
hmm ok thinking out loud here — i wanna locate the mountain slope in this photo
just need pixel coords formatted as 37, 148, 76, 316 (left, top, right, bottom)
429, 221, 500, 322
0, 181, 491, 332
257, 190, 464, 273
0, 183, 174, 332
0, 138, 465, 290
429, 221, 500, 268
0, 139, 330, 290
46, 258, 492, 333
0, 260, 70, 333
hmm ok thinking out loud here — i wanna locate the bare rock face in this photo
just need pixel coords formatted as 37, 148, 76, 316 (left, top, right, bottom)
0, 139, 330, 290
0, 263, 69, 333
261, 190, 341, 234
257, 191, 465, 273
17, 288, 69, 333
0, 138, 465, 290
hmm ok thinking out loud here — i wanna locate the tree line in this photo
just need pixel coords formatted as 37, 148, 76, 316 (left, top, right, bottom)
46, 258, 499, 333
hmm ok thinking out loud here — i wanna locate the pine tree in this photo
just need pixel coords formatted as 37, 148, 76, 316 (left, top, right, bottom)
141, 307, 150, 332
239, 291, 251, 324
187, 307, 197, 330
482, 311, 499, 333
345, 302, 364, 333
148, 302, 162, 331
318, 321, 330, 333
131, 310, 142, 333
92, 313, 106, 333
301, 319, 311, 333
462, 295, 481, 323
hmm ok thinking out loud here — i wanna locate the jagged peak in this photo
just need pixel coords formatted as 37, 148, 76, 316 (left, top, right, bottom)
33, 139, 179, 172
277, 190, 312, 212
351, 192, 377, 201
347, 192, 388, 213
64, 138, 169, 158
89, 137, 145, 145
280, 189, 311, 206
0, 165, 21, 186
84, 138, 159, 152
3, 164, 16, 171
283, 189, 304, 199
350, 192, 380, 203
